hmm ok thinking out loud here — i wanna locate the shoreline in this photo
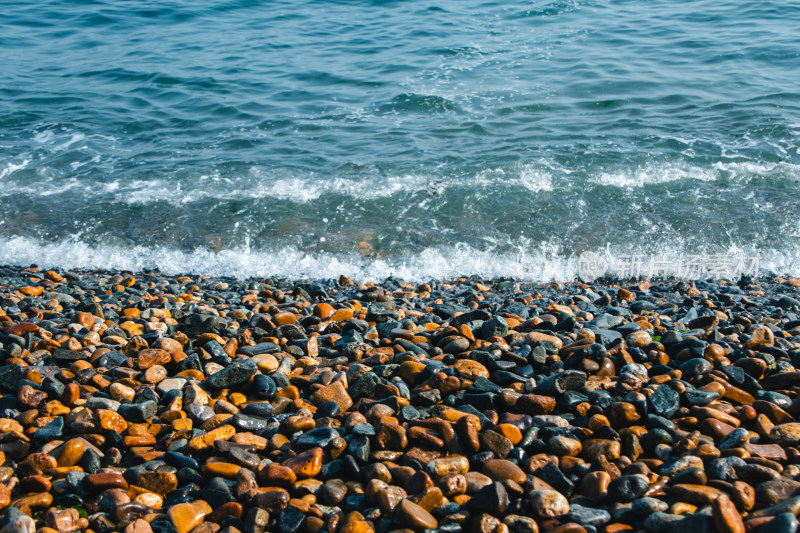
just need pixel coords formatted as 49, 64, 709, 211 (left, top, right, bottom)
1, 265, 800, 532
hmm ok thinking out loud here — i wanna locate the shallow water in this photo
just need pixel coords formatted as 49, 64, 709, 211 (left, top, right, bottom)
2, 0, 799, 280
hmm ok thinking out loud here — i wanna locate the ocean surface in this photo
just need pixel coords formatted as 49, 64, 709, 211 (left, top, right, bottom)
1, 0, 799, 281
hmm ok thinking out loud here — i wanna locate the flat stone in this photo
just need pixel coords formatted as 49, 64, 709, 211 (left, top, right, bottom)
529, 489, 569, 518
138, 471, 178, 495
53, 438, 86, 467
168, 500, 212, 533
282, 447, 323, 478
771, 423, 800, 446
137, 349, 171, 369
757, 479, 800, 506
712, 494, 745, 533
84, 472, 129, 491
124, 519, 154, 533
581, 471, 611, 501
396, 498, 437, 530
607, 475, 649, 502
548, 435, 582, 456
44, 508, 82, 533
455, 360, 490, 380
516, 394, 556, 415
479, 430, 513, 459
536, 370, 587, 395
310, 381, 353, 413
667, 484, 727, 505
763, 513, 799, 533
483, 459, 527, 484
647, 384, 680, 419
376, 422, 408, 451
118, 401, 157, 423
566, 504, 611, 527
427, 455, 469, 477
205, 358, 258, 389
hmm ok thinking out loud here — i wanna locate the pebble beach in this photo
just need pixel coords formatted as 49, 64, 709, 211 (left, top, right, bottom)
3, 0, 800, 531
2, 266, 800, 533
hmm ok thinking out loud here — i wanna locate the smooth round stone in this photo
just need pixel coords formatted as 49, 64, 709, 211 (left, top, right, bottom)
625, 332, 652, 349
443, 338, 471, 354
282, 447, 323, 478
643, 512, 684, 532
548, 436, 582, 456
756, 391, 792, 409
503, 515, 539, 533
668, 484, 727, 505
242, 401, 274, 418
33, 417, 64, 440
684, 389, 719, 406
632, 497, 669, 516
55, 438, 86, 467
427, 456, 469, 477
319, 479, 348, 505
455, 360, 490, 380
620, 363, 648, 380
479, 430, 513, 459
671, 467, 707, 486
607, 475, 649, 502
583, 440, 621, 461
316, 401, 341, 418
259, 463, 297, 486
605, 402, 640, 427
251, 374, 277, 398
296, 427, 340, 449
138, 472, 178, 495
529, 490, 570, 518
659, 455, 704, 476
566, 503, 611, 527
464, 471, 494, 494
711, 494, 744, 533
719, 428, 751, 450
164, 452, 199, 471
680, 358, 713, 378
580, 471, 611, 500
167, 500, 212, 533
765, 512, 799, 533
482, 459, 526, 485
397, 498, 438, 529
756, 479, 800, 506
310, 381, 353, 413
352, 423, 377, 436
771, 423, 800, 446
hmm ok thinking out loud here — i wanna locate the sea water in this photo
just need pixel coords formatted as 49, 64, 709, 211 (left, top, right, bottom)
1, 0, 799, 280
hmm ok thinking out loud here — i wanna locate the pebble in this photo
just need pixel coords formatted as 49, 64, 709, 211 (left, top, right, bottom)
397, 499, 438, 529
1, 268, 800, 532
712, 494, 745, 533
529, 490, 570, 517
168, 500, 212, 533
770, 423, 800, 446
483, 459, 527, 484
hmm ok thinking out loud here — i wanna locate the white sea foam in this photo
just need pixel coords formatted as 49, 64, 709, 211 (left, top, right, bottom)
516, 163, 555, 192
0, 159, 30, 179
591, 160, 800, 188
593, 162, 715, 187
0, 156, 796, 204
1, 235, 798, 283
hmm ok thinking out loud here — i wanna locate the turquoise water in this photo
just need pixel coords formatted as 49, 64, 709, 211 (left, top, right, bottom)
1, 0, 799, 279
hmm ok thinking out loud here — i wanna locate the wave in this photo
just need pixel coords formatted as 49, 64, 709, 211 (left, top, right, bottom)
2, 157, 797, 205
1, 235, 798, 282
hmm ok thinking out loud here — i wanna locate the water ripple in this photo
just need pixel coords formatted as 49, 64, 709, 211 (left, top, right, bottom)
1, 0, 799, 278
